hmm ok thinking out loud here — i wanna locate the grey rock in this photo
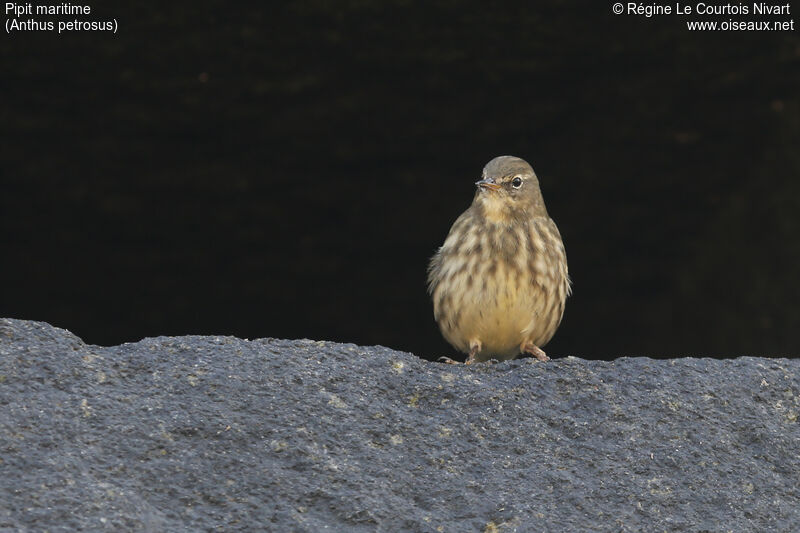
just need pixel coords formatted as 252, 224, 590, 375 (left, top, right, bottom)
0, 318, 798, 532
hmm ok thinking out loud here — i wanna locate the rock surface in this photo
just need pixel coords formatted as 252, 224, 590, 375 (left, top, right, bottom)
0, 318, 798, 531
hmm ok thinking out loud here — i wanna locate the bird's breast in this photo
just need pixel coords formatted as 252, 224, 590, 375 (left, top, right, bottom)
430, 214, 568, 356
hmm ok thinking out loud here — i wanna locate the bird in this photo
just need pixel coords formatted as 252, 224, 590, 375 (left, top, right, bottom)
427, 155, 571, 364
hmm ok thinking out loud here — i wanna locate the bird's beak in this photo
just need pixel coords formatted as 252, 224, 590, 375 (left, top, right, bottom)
475, 177, 501, 191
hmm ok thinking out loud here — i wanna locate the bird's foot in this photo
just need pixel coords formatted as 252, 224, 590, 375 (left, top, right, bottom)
437, 340, 489, 365
465, 339, 482, 365
522, 341, 549, 361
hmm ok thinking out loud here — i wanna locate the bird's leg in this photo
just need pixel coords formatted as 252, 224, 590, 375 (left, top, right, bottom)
465, 339, 482, 365
521, 341, 550, 361
437, 340, 483, 365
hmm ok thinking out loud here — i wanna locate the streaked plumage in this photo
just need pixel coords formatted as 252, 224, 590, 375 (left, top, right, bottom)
428, 155, 571, 363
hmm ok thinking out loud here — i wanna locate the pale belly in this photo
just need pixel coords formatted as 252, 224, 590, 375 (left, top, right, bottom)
429, 211, 570, 362
435, 261, 562, 361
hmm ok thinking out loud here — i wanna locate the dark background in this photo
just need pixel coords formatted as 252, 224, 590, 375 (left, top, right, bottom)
2, 2, 798, 360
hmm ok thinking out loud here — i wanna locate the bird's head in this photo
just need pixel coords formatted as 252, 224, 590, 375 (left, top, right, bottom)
473, 155, 548, 221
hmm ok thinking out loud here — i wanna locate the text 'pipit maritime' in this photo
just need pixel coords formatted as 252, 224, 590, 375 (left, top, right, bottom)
428, 156, 571, 364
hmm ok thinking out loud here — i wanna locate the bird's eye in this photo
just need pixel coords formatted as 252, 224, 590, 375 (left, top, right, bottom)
511, 177, 523, 189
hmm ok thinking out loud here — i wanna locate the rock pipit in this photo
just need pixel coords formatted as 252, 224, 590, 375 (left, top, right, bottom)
428, 155, 571, 364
